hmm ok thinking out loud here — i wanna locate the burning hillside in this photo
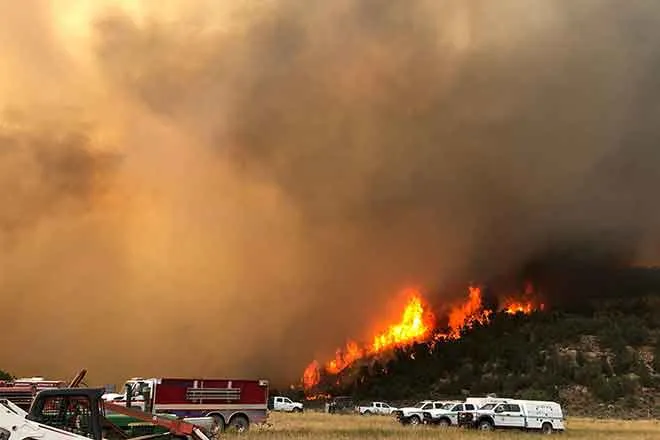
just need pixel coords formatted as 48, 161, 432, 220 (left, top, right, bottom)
302, 289, 434, 389
302, 285, 543, 391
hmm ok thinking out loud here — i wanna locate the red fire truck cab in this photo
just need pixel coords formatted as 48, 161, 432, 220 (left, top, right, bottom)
102, 377, 270, 432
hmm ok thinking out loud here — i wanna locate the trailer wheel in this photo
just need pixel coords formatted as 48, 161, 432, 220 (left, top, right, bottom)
542, 422, 553, 435
209, 415, 224, 438
228, 415, 249, 433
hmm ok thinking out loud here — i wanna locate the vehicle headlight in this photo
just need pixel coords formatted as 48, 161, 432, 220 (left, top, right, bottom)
0, 427, 11, 440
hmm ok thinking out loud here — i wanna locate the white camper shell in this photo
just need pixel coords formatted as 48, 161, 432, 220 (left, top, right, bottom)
465, 396, 510, 408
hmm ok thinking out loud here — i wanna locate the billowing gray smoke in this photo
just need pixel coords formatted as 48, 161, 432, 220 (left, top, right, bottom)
1, 0, 659, 386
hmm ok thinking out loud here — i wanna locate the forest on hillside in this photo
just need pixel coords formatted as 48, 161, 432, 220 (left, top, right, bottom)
291, 270, 660, 418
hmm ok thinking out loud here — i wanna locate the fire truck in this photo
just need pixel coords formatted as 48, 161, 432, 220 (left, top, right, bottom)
102, 377, 269, 433
0, 377, 68, 410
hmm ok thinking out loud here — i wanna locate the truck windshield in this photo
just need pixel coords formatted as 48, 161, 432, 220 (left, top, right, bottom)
480, 403, 496, 410
442, 403, 454, 410
413, 401, 428, 408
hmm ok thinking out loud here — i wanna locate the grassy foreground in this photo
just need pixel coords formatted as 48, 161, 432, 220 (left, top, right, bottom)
235, 411, 660, 439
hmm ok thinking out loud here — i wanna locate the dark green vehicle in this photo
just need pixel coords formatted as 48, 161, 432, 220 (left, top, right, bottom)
23, 388, 211, 440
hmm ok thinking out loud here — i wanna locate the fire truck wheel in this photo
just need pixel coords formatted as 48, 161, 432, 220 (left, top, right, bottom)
209, 415, 225, 438
228, 415, 249, 433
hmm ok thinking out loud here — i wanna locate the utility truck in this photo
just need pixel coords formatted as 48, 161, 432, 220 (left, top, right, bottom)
457, 399, 565, 434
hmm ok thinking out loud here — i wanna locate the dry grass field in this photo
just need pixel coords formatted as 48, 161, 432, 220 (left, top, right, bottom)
237, 411, 660, 439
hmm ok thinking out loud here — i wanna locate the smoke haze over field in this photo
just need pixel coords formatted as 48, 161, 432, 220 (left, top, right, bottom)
1, 0, 660, 385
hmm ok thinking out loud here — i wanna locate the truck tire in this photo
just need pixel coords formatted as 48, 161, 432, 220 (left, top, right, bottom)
542, 422, 553, 435
209, 415, 225, 438
478, 419, 494, 431
227, 415, 249, 433
437, 418, 451, 428
363, 410, 372, 416
409, 415, 421, 426
293, 408, 303, 413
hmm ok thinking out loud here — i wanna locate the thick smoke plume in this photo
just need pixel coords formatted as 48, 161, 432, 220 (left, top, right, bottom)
1, 0, 660, 386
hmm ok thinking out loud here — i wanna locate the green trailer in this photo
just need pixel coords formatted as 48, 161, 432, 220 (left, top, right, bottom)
105, 413, 180, 437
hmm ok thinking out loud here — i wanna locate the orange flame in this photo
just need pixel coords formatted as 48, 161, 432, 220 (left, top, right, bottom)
301, 285, 542, 390
327, 341, 363, 374
500, 283, 544, 315
503, 302, 533, 314
302, 360, 321, 390
370, 294, 432, 353
302, 289, 434, 389
446, 286, 491, 338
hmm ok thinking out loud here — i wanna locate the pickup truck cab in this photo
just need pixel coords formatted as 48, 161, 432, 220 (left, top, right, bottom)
458, 399, 565, 434
422, 401, 477, 427
393, 400, 451, 426
423, 396, 509, 427
269, 396, 304, 413
357, 401, 397, 415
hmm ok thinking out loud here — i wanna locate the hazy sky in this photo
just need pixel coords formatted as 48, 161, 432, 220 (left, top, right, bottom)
1, 0, 659, 386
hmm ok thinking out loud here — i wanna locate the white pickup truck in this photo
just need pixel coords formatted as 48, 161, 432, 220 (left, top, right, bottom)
392, 400, 453, 426
356, 401, 398, 415
422, 397, 512, 427
421, 401, 475, 426
457, 399, 565, 434
269, 396, 304, 413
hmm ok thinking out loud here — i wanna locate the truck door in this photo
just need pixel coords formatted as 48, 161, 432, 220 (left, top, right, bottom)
450, 404, 463, 425
496, 404, 525, 428
461, 404, 475, 425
